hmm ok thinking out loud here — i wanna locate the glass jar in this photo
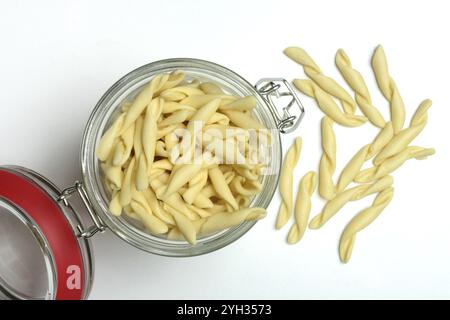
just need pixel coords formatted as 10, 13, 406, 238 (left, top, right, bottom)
0, 58, 304, 299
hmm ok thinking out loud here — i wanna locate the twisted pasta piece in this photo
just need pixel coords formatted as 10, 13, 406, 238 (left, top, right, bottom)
200, 208, 266, 235
355, 146, 435, 183
335, 49, 386, 128
284, 46, 357, 115
276, 137, 302, 229
142, 98, 163, 177
121, 74, 168, 133
164, 163, 203, 199
133, 116, 144, 159
336, 122, 395, 192
309, 175, 394, 229
142, 188, 175, 225
336, 144, 370, 193
101, 158, 123, 190
119, 157, 135, 206
209, 167, 239, 210
339, 187, 394, 263
182, 169, 208, 204
319, 117, 336, 199
185, 98, 221, 144
366, 122, 394, 159
372, 45, 405, 134
164, 204, 197, 245
136, 98, 164, 190
96, 113, 125, 161
373, 99, 432, 165
287, 171, 317, 244
293, 80, 367, 127
112, 122, 135, 166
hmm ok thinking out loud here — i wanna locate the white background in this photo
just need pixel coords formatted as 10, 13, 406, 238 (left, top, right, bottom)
0, 0, 449, 299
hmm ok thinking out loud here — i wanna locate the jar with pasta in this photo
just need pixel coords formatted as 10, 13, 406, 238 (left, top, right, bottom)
83, 59, 304, 256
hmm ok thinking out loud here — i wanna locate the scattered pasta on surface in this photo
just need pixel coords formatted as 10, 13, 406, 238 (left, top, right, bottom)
285, 44, 434, 262
287, 171, 317, 244
276, 137, 302, 229
339, 187, 394, 263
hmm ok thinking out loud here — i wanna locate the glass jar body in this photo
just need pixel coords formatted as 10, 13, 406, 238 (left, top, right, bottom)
80, 58, 282, 257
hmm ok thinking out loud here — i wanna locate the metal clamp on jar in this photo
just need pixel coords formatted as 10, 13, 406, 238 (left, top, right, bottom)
0, 58, 305, 300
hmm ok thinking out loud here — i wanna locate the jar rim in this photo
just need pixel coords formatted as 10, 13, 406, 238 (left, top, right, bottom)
80, 58, 282, 257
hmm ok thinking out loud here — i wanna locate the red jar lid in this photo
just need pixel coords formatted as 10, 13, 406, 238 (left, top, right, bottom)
0, 167, 93, 300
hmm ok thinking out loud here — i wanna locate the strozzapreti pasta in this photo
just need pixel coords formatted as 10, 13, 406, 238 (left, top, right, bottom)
276, 137, 302, 229
355, 146, 435, 183
319, 117, 336, 200
373, 99, 432, 165
285, 45, 434, 263
336, 122, 395, 193
309, 175, 394, 229
372, 45, 406, 134
287, 171, 317, 244
335, 49, 386, 128
292, 80, 367, 127
97, 71, 270, 245
284, 47, 357, 115
339, 187, 394, 263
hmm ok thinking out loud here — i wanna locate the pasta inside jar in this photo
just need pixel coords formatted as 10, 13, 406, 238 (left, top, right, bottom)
96, 70, 274, 244
81, 59, 282, 256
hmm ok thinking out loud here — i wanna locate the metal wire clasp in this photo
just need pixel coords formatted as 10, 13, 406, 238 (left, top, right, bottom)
58, 181, 106, 238
255, 78, 305, 134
